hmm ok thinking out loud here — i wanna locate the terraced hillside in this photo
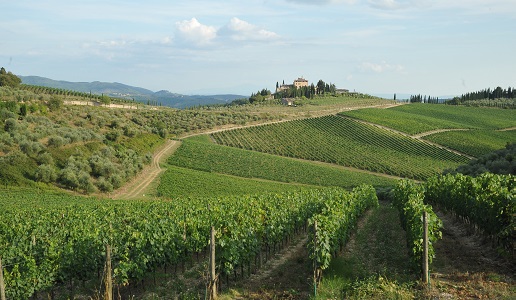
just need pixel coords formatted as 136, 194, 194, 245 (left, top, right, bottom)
161, 138, 397, 198
339, 103, 516, 135
339, 103, 516, 157
211, 115, 470, 180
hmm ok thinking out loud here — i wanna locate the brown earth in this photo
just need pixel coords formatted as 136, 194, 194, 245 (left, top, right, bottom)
428, 211, 515, 299
111, 139, 181, 200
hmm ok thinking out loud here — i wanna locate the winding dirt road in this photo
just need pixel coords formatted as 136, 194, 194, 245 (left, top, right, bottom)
111, 139, 181, 200
110, 102, 441, 200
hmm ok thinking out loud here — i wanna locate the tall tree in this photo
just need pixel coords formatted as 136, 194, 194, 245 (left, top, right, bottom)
316, 80, 325, 95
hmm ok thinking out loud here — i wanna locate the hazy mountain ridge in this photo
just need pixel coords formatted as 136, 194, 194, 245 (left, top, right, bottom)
20, 76, 246, 108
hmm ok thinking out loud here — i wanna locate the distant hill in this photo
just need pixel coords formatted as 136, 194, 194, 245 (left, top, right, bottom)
20, 76, 246, 109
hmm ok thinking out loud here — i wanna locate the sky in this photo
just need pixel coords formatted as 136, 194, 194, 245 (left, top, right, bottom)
1, 0, 515, 97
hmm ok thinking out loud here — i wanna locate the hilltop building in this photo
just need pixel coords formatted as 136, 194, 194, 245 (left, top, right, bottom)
293, 77, 308, 89
276, 77, 309, 93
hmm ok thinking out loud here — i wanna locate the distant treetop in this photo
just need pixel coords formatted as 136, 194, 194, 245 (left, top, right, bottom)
0, 67, 22, 88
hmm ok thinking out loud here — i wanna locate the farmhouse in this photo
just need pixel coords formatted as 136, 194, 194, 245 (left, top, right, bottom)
293, 77, 308, 89
276, 84, 293, 93
276, 77, 309, 93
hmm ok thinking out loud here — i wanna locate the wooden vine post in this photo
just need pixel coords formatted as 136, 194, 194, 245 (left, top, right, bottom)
313, 220, 318, 297
422, 211, 429, 284
105, 244, 113, 300
0, 257, 6, 300
209, 226, 217, 300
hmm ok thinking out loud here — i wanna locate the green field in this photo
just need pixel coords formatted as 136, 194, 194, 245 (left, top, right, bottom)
211, 115, 470, 180
157, 165, 316, 198
424, 129, 515, 157
167, 138, 397, 191
339, 103, 516, 135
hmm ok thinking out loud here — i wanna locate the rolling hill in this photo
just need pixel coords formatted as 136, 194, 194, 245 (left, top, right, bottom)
19, 75, 246, 108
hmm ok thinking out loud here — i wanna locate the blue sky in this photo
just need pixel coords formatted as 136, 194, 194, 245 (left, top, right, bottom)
2, 0, 515, 97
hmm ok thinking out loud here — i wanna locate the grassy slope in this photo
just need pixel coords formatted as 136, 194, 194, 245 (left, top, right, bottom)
168, 138, 397, 190
424, 129, 515, 157
211, 116, 469, 180
340, 103, 516, 135
157, 165, 316, 198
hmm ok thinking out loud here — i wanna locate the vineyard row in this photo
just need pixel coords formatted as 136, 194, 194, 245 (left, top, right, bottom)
0, 186, 376, 299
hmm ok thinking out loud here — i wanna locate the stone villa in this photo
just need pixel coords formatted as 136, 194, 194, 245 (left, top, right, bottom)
276, 77, 309, 93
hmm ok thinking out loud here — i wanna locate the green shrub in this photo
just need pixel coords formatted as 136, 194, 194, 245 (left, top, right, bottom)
34, 164, 58, 183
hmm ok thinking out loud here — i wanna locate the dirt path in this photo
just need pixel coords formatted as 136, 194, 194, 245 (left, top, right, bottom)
232, 235, 312, 299
497, 126, 516, 131
110, 102, 411, 199
111, 139, 181, 199
178, 102, 403, 139
430, 211, 515, 299
412, 128, 470, 138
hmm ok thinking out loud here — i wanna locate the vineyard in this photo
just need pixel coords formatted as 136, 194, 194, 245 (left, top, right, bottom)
424, 173, 515, 251
157, 165, 315, 198
423, 129, 516, 157
0, 186, 376, 299
211, 115, 470, 180
391, 180, 442, 271
1, 80, 515, 300
339, 103, 516, 135
309, 185, 378, 281
166, 138, 397, 191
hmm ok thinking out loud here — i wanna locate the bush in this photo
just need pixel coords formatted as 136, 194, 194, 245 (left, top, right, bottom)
77, 170, 96, 194
35, 164, 58, 183
0, 151, 36, 186
4, 118, 17, 132
105, 129, 121, 142
47, 135, 67, 147
19, 140, 44, 157
89, 154, 116, 177
109, 173, 123, 189
59, 168, 79, 189
96, 176, 113, 192
47, 95, 63, 111
36, 152, 54, 166
0, 108, 16, 122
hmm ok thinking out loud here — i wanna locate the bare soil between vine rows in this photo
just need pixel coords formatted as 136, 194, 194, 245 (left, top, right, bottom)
429, 211, 515, 299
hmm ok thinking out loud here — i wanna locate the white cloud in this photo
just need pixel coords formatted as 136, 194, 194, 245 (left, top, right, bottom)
98, 40, 130, 48
285, 0, 356, 4
367, 0, 410, 10
367, 0, 516, 13
220, 17, 279, 41
175, 18, 217, 46
359, 61, 404, 73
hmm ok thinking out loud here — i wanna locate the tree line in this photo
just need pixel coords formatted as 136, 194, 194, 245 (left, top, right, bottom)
410, 86, 515, 105
449, 86, 515, 104
409, 94, 441, 104
274, 79, 337, 99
